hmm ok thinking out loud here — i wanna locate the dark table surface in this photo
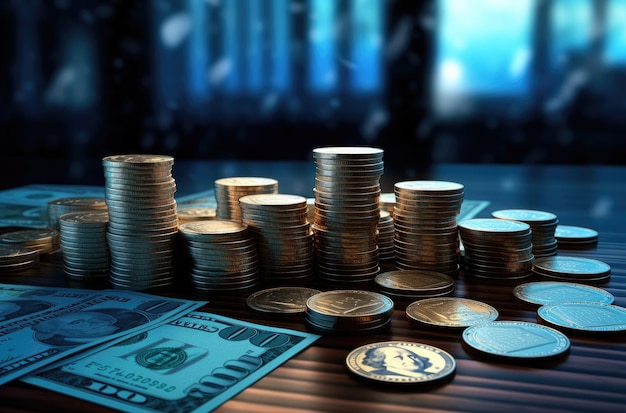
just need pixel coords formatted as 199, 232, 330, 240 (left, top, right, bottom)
0, 160, 625, 413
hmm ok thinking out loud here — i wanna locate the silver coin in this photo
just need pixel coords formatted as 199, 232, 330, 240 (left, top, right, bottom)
513, 281, 614, 306
406, 297, 498, 329
554, 225, 599, 244
532, 256, 611, 277
537, 302, 626, 333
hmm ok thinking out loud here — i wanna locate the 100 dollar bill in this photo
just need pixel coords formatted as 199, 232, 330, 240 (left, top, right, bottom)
25, 312, 319, 413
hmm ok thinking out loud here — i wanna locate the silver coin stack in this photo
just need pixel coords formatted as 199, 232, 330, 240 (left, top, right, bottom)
312, 147, 384, 283
393, 181, 464, 276
102, 154, 179, 290
59, 210, 109, 279
47, 197, 107, 230
491, 209, 558, 257
0, 228, 60, 255
239, 194, 314, 285
178, 220, 260, 292
215, 177, 278, 222
377, 210, 395, 262
459, 218, 534, 282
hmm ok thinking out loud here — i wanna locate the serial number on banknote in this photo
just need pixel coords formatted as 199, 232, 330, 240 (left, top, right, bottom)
83, 362, 177, 392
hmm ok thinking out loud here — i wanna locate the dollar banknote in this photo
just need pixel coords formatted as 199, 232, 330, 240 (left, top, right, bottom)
25, 312, 319, 413
0, 283, 205, 386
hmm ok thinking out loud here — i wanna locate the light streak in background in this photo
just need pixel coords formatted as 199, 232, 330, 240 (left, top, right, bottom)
246, 0, 264, 92
605, 0, 626, 65
434, 0, 535, 96
549, 0, 593, 70
271, 0, 291, 92
186, 0, 210, 105
152, 0, 180, 110
309, 0, 337, 93
350, 0, 383, 93
222, 0, 240, 92
14, 0, 41, 116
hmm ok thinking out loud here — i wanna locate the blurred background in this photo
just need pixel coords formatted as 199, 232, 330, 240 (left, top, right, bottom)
2, 0, 626, 167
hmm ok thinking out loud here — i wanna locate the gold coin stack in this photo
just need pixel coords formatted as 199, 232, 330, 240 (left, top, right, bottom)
177, 207, 217, 224
102, 154, 179, 290
393, 181, 464, 275
178, 220, 260, 292
47, 197, 107, 230
0, 245, 39, 272
459, 218, 534, 282
239, 194, 314, 285
377, 210, 395, 262
491, 209, 558, 257
214, 177, 278, 222
59, 210, 109, 280
0, 228, 60, 255
312, 147, 384, 283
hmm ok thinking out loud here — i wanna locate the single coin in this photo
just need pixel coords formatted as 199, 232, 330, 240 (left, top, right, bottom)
306, 290, 394, 318
345, 341, 456, 384
513, 281, 614, 306
375, 270, 455, 295
491, 209, 557, 223
462, 321, 570, 360
532, 256, 611, 277
554, 225, 599, 243
246, 287, 321, 313
406, 297, 498, 329
537, 302, 626, 333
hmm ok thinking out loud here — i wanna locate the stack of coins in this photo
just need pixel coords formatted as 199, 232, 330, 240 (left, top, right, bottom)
177, 207, 216, 224
305, 290, 394, 334
393, 181, 464, 275
178, 220, 260, 292
0, 245, 39, 271
377, 210, 395, 262
491, 209, 558, 257
459, 218, 534, 282
59, 210, 109, 279
312, 147, 384, 283
214, 177, 278, 222
374, 269, 455, 302
102, 154, 179, 290
554, 225, 599, 248
47, 197, 107, 230
0, 228, 60, 255
379, 192, 395, 214
532, 256, 611, 284
240, 194, 314, 285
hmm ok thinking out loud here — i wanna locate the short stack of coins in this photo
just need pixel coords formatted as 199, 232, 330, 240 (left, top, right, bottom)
459, 218, 534, 282
305, 290, 394, 334
393, 181, 464, 275
0, 228, 60, 255
377, 210, 395, 263
102, 154, 179, 290
491, 209, 558, 257
59, 210, 109, 279
312, 146, 384, 283
47, 197, 107, 230
239, 194, 314, 285
215, 177, 278, 222
0, 245, 39, 272
374, 269, 455, 302
178, 220, 260, 292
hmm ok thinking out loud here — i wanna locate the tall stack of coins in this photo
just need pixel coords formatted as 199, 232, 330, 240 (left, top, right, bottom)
59, 210, 109, 279
491, 209, 558, 257
47, 197, 107, 230
214, 177, 278, 222
312, 147, 384, 283
178, 220, 260, 292
239, 194, 314, 285
459, 218, 534, 282
393, 181, 464, 276
377, 210, 395, 263
102, 154, 179, 290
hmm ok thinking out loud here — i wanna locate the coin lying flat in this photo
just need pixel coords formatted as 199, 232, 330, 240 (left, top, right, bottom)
537, 302, 626, 334
554, 225, 598, 246
513, 281, 614, 306
406, 297, 498, 329
345, 341, 456, 384
462, 321, 570, 360
246, 287, 321, 314
532, 256, 611, 283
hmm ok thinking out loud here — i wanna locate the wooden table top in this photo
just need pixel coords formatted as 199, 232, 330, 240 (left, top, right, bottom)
0, 161, 625, 413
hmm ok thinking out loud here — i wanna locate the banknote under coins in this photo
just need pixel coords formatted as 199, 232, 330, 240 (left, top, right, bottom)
246, 286, 321, 314
393, 180, 464, 276
47, 197, 107, 230
312, 147, 384, 283
178, 220, 260, 292
554, 225, 599, 248
491, 209, 558, 257
102, 154, 179, 290
214, 177, 278, 222
59, 210, 110, 279
345, 341, 456, 385
0, 228, 60, 255
537, 302, 626, 335
240, 193, 314, 285
532, 255, 611, 284
513, 281, 614, 306
304, 289, 394, 334
177, 207, 217, 224
458, 218, 534, 282
0, 244, 39, 271
405, 297, 499, 329
374, 269, 455, 302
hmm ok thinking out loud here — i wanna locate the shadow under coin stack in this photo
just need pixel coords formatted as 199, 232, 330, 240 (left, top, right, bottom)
59, 210, 109, 280
102, 155, 179, 290
393, 181, 464, 276
239, 194, 314, 286
312, 147, 384, 284
47, 197, 107, 231
459, 218, 534, 282
215, 177, 278, 222
178, 220, 260, 292
491, 209, 558, 258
